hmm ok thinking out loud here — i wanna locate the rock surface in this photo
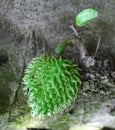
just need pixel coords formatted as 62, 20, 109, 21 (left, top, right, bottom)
0, 0, 115, 130
69, 101, 115, 130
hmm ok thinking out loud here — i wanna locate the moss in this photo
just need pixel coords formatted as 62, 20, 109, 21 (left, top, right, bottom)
0, 60, 22, 113
2, 106, 31, 130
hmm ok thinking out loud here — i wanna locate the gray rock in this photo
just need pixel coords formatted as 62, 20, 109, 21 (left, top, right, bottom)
90, 83, 96, 91
90, 101, 115, 129
0, 0, 115, 56
103, 59, 109, 68
0, 15, 47, 112
83, 81, 90, 91
0, 0, 115, 130
111, 72, 115, 79
96, 61, 102, 68
90, 74, 95, 79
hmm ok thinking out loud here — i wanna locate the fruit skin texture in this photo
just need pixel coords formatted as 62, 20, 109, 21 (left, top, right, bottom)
23, 53, 81, 117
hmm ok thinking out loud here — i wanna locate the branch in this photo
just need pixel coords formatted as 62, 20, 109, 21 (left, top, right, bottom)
70, 25, 88, 59
70, 25, 96, 68
70, 25, 80, 38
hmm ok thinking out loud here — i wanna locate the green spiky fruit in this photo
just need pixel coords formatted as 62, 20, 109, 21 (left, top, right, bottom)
23, 53, 81, 117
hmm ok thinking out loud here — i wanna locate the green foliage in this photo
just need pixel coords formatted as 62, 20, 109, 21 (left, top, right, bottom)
76, 8, 98, 27
55, 40, 72, 54
23, 53, 81, 117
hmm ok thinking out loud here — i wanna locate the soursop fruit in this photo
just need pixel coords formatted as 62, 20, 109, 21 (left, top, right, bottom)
23, 53, 81, 117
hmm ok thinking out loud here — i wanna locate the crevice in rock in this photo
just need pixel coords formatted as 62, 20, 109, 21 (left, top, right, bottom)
0, 50, 8, 66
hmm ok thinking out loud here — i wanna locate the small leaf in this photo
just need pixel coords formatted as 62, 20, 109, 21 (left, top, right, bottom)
76, 8, 98, 27
55, 40, 72, 54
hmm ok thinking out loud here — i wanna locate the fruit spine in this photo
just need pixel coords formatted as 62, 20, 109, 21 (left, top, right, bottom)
23, 53, 81, 117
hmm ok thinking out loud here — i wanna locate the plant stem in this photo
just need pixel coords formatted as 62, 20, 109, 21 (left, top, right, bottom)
70, 25, 88, 59
70, 25, 80, 38
70, 25, 97, 68
94, 36, 100, 57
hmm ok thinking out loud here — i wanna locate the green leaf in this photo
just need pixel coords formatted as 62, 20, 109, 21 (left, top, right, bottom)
55, 40, 72, 54
76, 8, 98, 27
